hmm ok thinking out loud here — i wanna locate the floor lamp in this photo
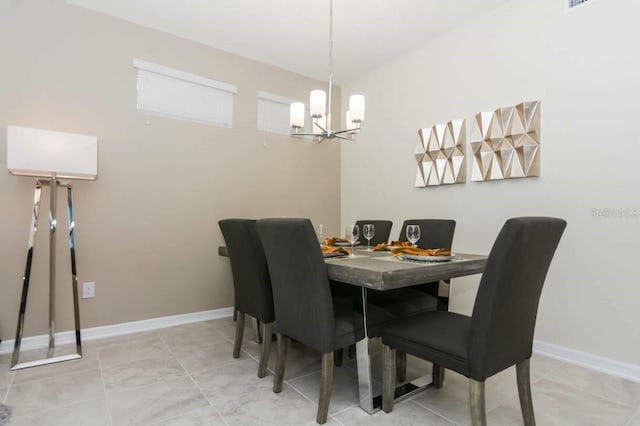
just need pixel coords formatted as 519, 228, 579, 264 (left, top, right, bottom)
6, 125, 97, 370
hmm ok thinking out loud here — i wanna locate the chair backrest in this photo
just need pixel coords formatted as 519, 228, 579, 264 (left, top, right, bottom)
355, 220, 393, 246
219, 219, 275, 323
469, 217, 567, 381
398, 219, 456, 249
257, 218, 336, 353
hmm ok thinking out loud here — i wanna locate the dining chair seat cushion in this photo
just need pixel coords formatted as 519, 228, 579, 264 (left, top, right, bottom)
332, 296, 397, 349
329, 283, 436, 338
366, 289, 438, 337
332, 297, 365, 350
381, 311, 471, 376
367, 289, 437, 318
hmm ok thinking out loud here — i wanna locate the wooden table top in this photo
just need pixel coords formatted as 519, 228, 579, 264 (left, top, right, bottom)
218, 246, 487, 291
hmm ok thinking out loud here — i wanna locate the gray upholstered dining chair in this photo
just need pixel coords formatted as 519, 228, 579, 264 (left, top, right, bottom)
355, 220, 393, 246
218, 219, 275, 378
368, 218, 457, 381
257, 218, 385, 424
331, 218, 438, 370
380, 217, 567, 426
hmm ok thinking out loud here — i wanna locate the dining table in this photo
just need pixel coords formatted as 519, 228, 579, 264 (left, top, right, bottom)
218, 245, 487, 414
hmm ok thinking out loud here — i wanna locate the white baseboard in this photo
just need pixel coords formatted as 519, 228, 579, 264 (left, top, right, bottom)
534, 340, 640, 383
0, 307, 234, 355
2, 311, 637, 383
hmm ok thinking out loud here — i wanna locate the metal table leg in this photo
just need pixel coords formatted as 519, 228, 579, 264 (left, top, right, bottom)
355, 280, 453, 413
355, 287, 375, 413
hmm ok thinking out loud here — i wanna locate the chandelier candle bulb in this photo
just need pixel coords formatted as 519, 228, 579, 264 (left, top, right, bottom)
290, 102, 305, 128
349, 95, 365, 122
310, 90, 326, 118
346, 111, 360, 129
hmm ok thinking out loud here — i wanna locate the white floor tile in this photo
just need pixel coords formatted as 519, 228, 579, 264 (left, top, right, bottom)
1, 317, 636, 426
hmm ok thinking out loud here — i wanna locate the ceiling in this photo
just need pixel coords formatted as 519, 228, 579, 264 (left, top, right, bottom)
65, 0, 513, 84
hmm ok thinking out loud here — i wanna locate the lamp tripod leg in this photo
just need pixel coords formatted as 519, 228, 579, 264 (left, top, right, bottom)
48, 175, 57, 357
67, 184, 83, 356
11, 178, 83, 370
11, 180, 42, 369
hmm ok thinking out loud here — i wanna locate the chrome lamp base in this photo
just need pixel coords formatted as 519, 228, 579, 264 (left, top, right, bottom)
11, 177, 83, 370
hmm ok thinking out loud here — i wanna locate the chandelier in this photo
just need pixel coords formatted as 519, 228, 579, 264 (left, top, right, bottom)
289, 0, 365, 142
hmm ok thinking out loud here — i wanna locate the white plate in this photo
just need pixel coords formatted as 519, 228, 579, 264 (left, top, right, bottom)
334, 241, 360, 247
400, 254, 454, 262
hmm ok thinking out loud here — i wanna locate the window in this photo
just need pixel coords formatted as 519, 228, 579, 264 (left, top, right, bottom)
257, 91, 311, 136
133, 59, 237, 127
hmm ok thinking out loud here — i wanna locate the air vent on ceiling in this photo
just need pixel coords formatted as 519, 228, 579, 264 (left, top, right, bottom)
568, 0, 592, 9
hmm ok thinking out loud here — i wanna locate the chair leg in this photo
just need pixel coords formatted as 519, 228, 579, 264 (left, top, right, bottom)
469, 378, 487, 426
334, 348, 343, 366
258, 321, 274, 378
317, 352, 335, 424
396, 351, 407, 382
273, 333, 289, 393
233, 303, 237, 321
516, 359, 536, 426
347, 343, 356, 359
233, 311, 245, 358
433, 363, 445, 388
382, 344, 396, 413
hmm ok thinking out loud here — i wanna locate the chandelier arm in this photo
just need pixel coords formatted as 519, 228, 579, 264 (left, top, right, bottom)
291, 132, 323, 137
333, 128, 360, 135
313, 121, 328, 133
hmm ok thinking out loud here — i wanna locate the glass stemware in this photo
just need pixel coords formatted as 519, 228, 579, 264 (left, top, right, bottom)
406, 224, 420, 248
346, 224, 359, 257
363, 224, 375, 251
317, 223, 325, 245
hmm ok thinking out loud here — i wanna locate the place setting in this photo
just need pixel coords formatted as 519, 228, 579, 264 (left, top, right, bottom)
391, 247, 456, 262
321, 245, 351, 258
320, 224, 370, 259
372, 224, 459, 263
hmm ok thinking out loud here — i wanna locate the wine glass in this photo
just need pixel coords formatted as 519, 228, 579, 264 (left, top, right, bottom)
345, 224, 359, 256
406, 224, 420, 248
362, 224, 375, 251
317, 224, 325, 245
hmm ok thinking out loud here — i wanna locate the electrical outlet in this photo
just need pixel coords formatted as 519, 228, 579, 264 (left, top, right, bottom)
82, 282, 95, 299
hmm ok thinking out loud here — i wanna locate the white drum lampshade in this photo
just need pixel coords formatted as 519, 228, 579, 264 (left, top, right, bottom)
7, 126, 98, 180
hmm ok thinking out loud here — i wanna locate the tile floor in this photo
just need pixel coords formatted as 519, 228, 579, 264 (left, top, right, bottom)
1, 317, 639, 425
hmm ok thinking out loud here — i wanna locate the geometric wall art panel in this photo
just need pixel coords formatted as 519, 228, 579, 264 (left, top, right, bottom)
415, 118, 466, 187
469, 100, 540, 181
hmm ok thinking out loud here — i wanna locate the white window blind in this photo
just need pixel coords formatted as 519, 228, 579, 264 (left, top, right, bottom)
134, 59, 237, 127
257, 91, 311, 136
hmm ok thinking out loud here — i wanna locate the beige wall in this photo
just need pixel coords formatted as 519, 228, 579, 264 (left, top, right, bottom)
342, 0, 640, 366
0, 0, 341, 340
